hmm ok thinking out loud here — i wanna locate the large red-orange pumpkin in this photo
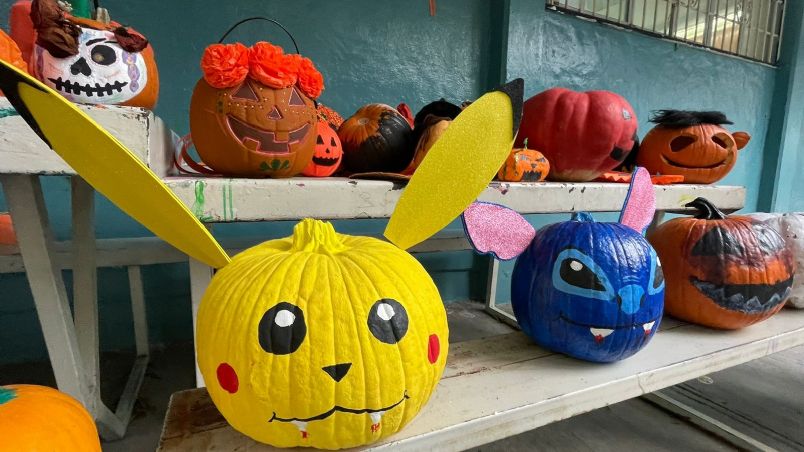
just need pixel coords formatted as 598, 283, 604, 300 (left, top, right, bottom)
648, 198, 795, 329
637, 110, 750, 184
0, 29, 26, 73
302, 120, 342, 177
29, 0, 159, 108
190, 41, 322, 178
516, 88, 638, 182
0, 384, 101, 450
338, 104, 414, 173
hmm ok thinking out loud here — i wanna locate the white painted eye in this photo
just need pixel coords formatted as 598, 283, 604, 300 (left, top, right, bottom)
569, 260, 584, 272
274, 309, 296, 327
656, 257, 662, 267
377, 303, 395, 321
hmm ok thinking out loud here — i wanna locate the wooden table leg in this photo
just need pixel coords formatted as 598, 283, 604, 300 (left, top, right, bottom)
1, 174, 90, 407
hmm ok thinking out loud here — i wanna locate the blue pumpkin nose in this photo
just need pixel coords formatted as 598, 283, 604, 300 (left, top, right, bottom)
617, 285, 645, 314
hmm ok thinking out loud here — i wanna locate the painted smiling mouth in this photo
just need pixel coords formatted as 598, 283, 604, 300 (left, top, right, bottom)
560, 313, 659, 343
661, 154, 728, 170
269, 391, 409, 437
312, 155, 339, 167
48, 77, 127, 97
227, 116, 311, 155
691, 276, 792, 314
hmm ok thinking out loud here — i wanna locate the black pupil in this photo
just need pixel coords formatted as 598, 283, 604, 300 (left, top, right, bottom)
560, 259, 606, 291
367, 298, 409, 344
653, 261, 664, 289
91, 45, 117, 66
258, 302, 306, 355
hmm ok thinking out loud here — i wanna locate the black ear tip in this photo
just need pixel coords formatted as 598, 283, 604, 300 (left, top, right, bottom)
494, 78, 525, 136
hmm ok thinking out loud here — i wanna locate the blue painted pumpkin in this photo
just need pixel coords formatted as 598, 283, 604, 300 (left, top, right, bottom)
511, 213, 665, 362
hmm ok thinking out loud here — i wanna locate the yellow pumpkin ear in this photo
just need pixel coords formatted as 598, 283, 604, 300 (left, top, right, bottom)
733, 131, 751, 150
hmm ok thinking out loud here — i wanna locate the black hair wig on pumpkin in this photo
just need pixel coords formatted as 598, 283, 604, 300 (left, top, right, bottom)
650, 110, 733, 128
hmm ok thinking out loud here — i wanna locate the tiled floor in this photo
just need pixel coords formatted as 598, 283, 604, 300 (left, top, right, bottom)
2, 301, 802, 451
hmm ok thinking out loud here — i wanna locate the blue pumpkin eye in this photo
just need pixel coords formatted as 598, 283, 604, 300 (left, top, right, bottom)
552, 248, 615, 301
648, 250, 665, 295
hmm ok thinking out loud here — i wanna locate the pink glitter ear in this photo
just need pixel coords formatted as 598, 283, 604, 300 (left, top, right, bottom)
461, 202, 535, 261
619, 167, 656, 234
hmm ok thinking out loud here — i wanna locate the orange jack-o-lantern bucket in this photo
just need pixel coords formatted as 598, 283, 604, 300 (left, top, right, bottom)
189, 18, 324, 178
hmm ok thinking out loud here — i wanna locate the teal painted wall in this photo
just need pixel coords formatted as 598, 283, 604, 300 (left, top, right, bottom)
0, 0, 791, 363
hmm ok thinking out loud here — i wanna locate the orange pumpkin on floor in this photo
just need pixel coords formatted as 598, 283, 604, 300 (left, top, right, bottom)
497, 139, 550, 182
0, 384, 101, 450
648, 197, 795, 329
190, 41, 323, 178
302, 120, 342, 177
637, 110, 750, 184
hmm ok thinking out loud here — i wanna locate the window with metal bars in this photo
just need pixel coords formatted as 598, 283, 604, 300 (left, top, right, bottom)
546, 0, 785, 65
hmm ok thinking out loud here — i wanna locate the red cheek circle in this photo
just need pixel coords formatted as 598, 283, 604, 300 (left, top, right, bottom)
217, 362, 239, 393
427, 334, 440, 364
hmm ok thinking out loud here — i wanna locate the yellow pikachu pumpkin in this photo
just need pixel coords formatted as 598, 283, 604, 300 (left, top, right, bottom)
0, 60, 521, 449
198, 219, 447, 448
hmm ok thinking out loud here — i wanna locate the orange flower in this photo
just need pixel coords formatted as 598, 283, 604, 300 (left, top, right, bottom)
249, 42, 299, 88
297, 56, 324, 99
201, 43, 249, 89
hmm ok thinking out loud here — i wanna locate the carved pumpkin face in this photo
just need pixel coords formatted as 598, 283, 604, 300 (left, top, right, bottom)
637, 116, 750, 184
302, 121, 342, 177
648, 198, 795, 329
32, 26, 158, 108
498, 147, 550, 182
190, 77, 317, 177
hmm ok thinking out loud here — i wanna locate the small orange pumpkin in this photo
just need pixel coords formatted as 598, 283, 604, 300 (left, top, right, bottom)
0, 384, 101, 450
497, 139, 550, 182
637, 110, 750, 184
402, 115, 450, 175
0, 29, 26, 73
338, 104, 413, 173
648, 197, 795, 329
0, 213, 17, 245
302, 120, 342, 177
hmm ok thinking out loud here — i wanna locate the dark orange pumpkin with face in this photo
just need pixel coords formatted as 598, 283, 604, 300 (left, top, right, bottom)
302, 121, 342, 177
648, 198, 795, 329
497, 140, 550, 182
190, 42, 323, 178
637, 110, 750, 184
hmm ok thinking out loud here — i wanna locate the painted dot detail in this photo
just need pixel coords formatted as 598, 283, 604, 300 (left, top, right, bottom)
428, 334, 440, 364
217, 362, 239, 394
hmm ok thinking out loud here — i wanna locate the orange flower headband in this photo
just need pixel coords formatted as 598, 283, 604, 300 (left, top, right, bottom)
201, 42, 324, 99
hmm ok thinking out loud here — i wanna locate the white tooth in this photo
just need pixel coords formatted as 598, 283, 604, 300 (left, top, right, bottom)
642, 321, 656, 332
291, 420, 307, 432
590, 328, 613, 338
369, 411, 384, 424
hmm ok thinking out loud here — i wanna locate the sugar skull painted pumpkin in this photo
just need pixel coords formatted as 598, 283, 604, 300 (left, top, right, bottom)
302, 120, 342, 177
463, 168, 663, 362
29, 0, 159, 108
190, 41, 322, 178
0, 384, 101, 451
197, 219, 448, 449
516, 88, 638, 182
648, 198, 795, 329
497, 140, 549, 182
747, 212, 804, 309
637, 110, 750, 184
338, 104, 414, 173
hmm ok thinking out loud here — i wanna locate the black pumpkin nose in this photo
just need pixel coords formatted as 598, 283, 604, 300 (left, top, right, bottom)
70, 57, 92, 76
322, 363, 351, 382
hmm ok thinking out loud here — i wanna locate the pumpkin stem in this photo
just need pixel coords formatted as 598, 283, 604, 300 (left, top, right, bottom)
0, 386, 16, 405
290, 219, 347, 254
685, 197, 727, 220
523, 137, 529, 149
571, 212, 595, 222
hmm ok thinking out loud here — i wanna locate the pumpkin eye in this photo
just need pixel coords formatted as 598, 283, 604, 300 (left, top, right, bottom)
289, 87, 305, 106
670, 135, 697, 152
258, 302, 306, 355
232, 82, 259, 101
712, 134, 733, 149
90, 45, 116, 66
368, 298, 409, 344
753, 225, 786, 255
691, 227, 744, 256
330, 137, 337, 146
560, 258, 607, 292
649, 254, 665, 295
